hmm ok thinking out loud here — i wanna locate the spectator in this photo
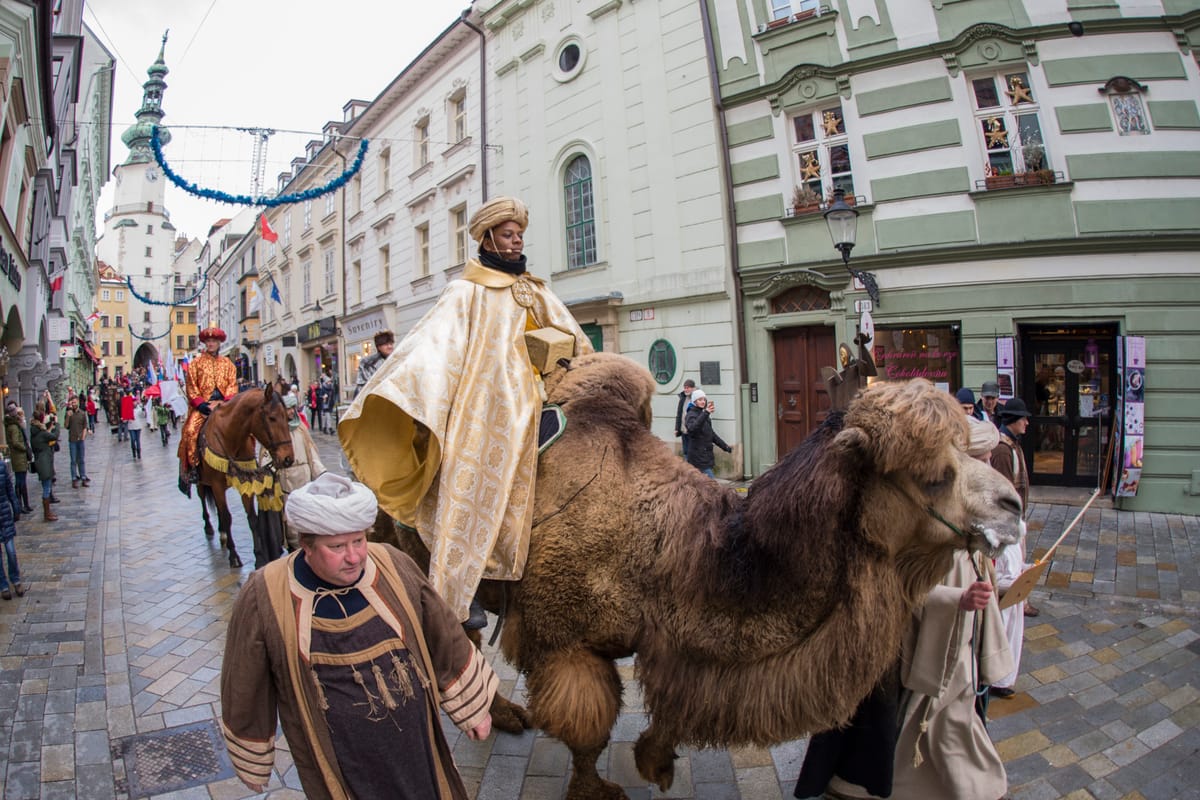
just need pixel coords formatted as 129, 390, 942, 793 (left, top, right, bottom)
977, 381, 1005, 427
354, 330, 396, 398
65, 397, 91, 488
5, 403, 33, 513
0, 459, 23, 600
956, 387, 985, 421
30, 411, 58, 521
128, 397, 146, 460
674, 379, 696, 459
85, 392, 98, 432
684, 391, 731, 478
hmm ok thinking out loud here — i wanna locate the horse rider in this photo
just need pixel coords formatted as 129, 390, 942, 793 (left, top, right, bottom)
177, 327, 239, 497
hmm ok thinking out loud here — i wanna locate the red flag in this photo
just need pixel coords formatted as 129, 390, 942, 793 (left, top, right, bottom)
50, 275, 63, 292
259, 214, 279, 243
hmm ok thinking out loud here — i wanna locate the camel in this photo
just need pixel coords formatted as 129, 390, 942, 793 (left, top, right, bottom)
378, 352, 1024, 800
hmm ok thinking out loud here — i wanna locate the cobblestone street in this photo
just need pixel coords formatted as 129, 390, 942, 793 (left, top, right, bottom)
0, 426, 1196, 799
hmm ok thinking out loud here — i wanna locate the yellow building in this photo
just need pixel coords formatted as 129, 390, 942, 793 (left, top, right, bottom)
96, 262, 132, 378
168, 302, 198, 370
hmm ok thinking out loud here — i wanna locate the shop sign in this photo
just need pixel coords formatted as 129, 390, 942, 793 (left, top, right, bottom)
0, 245, 22, 291
342, 310, 388, 344
872, 325, 959, 389
264, 343, 276, 366
296, 316, 337, 344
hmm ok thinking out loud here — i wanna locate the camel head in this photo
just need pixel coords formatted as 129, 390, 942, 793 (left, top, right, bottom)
545, 352, 656, 430
835, 379, 1024, 568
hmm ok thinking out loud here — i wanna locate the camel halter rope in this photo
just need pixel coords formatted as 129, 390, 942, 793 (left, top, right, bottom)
201, 394, 291, 511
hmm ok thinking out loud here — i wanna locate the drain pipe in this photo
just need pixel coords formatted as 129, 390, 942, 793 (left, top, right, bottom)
461, 10, 489, 201
698, 0, 750, 478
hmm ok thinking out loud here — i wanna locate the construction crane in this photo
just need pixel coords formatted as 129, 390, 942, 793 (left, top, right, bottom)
236, 126, 276, 201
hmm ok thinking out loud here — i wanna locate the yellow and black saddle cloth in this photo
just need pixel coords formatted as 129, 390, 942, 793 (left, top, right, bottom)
198, 425, 284, 511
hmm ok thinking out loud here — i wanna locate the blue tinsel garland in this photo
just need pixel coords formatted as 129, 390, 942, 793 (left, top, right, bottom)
150, 125, 369, 207
126, 273, 208, 307
128, 323, 173, 342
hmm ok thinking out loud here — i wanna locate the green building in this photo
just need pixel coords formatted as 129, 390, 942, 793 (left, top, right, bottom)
703, 0, 1200, 513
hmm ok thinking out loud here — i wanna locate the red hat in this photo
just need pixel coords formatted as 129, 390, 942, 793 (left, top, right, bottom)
198, 327, 226, 343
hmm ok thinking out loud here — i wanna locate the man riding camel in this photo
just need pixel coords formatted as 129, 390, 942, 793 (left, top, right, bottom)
177, 327, 239, 496
339, 196, 592, 627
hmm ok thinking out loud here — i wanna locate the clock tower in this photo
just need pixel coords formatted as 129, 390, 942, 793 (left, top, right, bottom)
96, 32, 180, 375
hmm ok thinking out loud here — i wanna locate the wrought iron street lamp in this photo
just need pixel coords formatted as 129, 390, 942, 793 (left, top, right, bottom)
823, 188, 880, 306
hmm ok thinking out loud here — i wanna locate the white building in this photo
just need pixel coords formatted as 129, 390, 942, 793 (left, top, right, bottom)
95, 34, 179, 374
476, 0, 739, 465
337, 14, 483, 398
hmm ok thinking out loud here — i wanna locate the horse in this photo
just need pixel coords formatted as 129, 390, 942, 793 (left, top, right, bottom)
195, 381, 295, 568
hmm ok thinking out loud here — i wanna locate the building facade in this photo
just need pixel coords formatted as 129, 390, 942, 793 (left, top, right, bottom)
705, 0, 1200, 512
95, 261, 130, 376
335, 16, 482, 404
257, 121, 349, 395
478, 0, 740, 468
95, 33, 179, 377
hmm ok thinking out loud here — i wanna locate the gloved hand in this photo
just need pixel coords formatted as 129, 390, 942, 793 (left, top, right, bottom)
197, 402, 212, 416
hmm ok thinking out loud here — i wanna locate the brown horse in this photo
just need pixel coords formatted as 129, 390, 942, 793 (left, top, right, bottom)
196, 381, 294, 567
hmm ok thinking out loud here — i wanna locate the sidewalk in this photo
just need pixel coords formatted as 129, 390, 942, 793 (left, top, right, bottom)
0, 425, 1194, 799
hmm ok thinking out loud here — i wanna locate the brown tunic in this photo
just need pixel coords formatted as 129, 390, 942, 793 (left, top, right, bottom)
220, 543, 497, 799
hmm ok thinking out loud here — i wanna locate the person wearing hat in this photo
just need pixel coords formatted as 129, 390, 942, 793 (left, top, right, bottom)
353, 329, 396, 398
977, 381, 1005, 427
253, 392, 327, 565
339, 196, 592, 627
220, 473, 496, 799
683, 390, 731, 478
956, 386, 985, 421
176, 327, 238, 496
990, 396, 1040, 622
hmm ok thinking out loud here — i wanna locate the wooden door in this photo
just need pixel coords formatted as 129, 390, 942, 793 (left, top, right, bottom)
774, 325, 836, 458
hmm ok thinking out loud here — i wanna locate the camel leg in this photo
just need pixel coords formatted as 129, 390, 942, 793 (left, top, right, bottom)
526, 647, 624, 800
633, 720, 679, 791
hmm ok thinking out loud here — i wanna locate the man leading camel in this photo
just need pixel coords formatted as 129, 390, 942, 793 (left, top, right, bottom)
177, 327, 238, 496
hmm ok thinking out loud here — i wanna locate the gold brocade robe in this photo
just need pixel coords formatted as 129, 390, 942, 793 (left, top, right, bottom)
177, 352, 239, 470
339, 260, 592, 621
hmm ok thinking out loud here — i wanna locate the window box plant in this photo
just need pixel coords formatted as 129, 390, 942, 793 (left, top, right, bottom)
792, 184, 822, 215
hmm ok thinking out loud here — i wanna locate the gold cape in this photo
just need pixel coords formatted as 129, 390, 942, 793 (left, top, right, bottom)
338, 260, 592, 620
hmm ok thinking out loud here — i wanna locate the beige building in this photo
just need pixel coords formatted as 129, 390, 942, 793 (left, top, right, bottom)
95, 262, 131, 377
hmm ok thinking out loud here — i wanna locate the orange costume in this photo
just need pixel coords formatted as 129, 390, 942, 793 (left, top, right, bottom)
177, 341, 238, 475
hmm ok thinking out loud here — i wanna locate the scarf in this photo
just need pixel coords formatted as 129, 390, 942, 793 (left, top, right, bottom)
478, 246, 526, 276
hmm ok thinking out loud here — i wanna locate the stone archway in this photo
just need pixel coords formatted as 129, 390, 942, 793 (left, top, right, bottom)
133, 342, 160, 373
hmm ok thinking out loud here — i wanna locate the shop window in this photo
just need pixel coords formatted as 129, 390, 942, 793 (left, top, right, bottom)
871, 325, 961, 391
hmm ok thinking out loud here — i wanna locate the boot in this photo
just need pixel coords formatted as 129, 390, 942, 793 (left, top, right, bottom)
48, 493, 60, 504
43, 498, 58, 522
72, 479, 79, 489
19, 484, 32, 513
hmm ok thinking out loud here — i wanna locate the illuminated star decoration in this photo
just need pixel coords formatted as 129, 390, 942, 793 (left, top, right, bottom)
822, 110, 841, 137
801, 153, 821, 180
985, 118, 1008, 148
1005, 76, 1033, 104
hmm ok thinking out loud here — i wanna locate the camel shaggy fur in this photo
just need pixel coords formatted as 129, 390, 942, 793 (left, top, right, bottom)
380, 352, 1024, 800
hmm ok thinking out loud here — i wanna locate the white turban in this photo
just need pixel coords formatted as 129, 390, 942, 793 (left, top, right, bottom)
965, 416, 1000, 458
285, 473, 378, 535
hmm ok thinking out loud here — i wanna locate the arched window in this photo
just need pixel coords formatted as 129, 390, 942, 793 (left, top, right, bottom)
563, 155, 596, 269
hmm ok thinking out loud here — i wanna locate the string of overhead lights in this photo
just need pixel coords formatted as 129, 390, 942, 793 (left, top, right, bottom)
151, 125, 369, 207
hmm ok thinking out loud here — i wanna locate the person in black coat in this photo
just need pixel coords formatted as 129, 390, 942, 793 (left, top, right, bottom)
674, 379, 696, 460
0, 460, 25, 599
683, 391, 731, 478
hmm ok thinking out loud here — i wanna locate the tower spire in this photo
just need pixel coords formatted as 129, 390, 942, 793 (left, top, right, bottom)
120, 30, 172, 165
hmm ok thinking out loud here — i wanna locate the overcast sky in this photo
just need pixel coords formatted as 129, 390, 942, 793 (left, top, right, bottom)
88, 0, 469, 243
